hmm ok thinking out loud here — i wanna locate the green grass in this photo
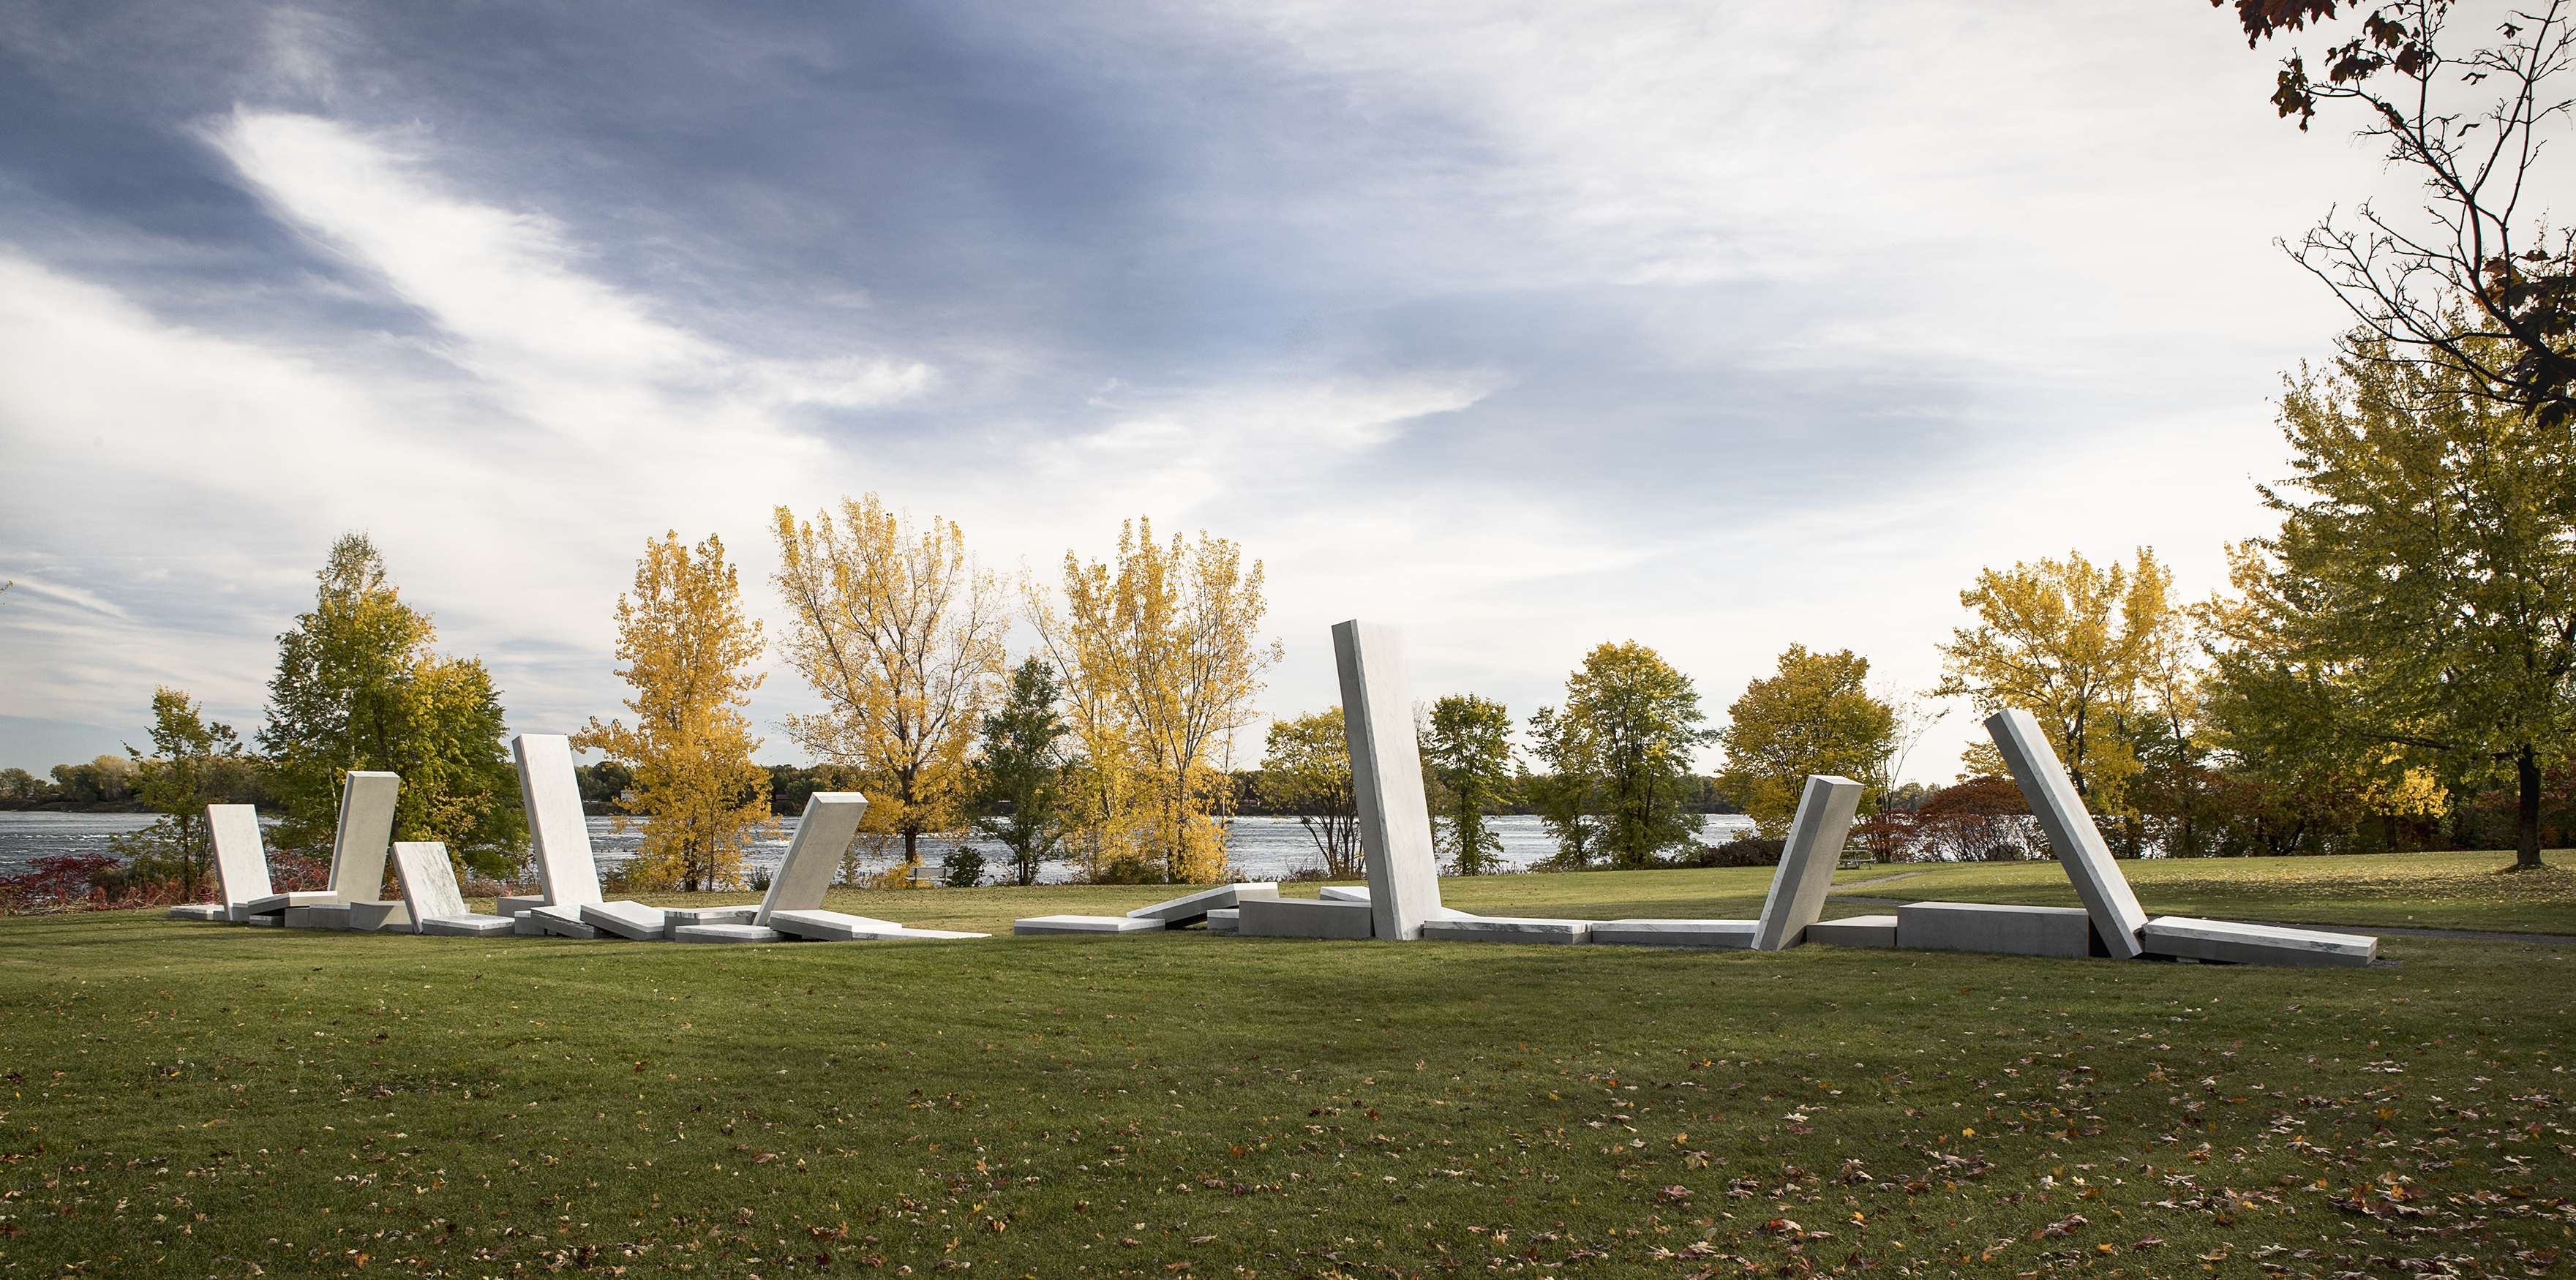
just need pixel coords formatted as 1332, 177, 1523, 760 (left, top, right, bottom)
2, 883, 2574, 1279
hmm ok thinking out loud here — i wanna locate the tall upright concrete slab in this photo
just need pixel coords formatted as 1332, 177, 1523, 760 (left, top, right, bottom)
326, 772, 401, 903
206, 805, 274, 911
1334, 620, 1443, 941
1985, 709, 2150, 959
1749, 775, 1866, 951
751, 792, 871, 927
514, 734, 602, 908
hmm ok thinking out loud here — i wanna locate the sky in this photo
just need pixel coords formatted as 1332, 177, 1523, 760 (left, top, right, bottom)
0, 0, 2503, 781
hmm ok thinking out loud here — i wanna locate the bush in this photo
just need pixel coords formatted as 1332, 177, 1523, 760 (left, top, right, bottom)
941, 845, 987, 889
1670, 837, 1786, 868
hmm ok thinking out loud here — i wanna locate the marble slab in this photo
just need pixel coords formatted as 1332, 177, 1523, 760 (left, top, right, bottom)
392, 840, 512, 937
513, 734, 603, 908
1127, 883, 1279, 926
580, 900, 670, 941
1236, 897, 1374, 939
2141, 916, 2377, 968
767, 908, 908, 940
1588, 919, 1760, 949
345, 900, 413, 933
206, 804, 274, 908
1750, 775, 1866, 951
1318, 885, 1370, 903
674, 925, 784, 944
168, 904, 225, 921
1985, 710, 2151, 958
326, 772, 402, 904
1205, 908, 1241, 934
421, 914, 517, 938
1420, 916, 1590, 945
1012, 914, 1164, 936
1334, 620, 1445, 941
1806, 914, 1899, 948
751, 792, 872, 925
525, 903, 600, 939
1898, 901, 2100, 959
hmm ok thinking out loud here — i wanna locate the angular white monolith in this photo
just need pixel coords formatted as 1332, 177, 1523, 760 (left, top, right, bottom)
1334, 620, 1443, 941
514, 734, 603, 908
391, 841, 515, 937
206, 805, 274, 914
327, 772, 401, 903
1749, 775, 1866, 951
1984, 710, 2149, 959
751, 793, 871, 927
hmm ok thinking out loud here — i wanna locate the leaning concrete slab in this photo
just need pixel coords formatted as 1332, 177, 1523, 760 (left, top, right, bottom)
1751, 775, 1866, 951
1335, 620, 1445, 941
772, 910, 986, 942
1013, 914, 1163, 936
1421, 916, 1589, 945
1318, 885, 1370, 903
326, 772, 402, 903
660, 906, 758, 938
1127, 883, 1278, 927
581, 901, 670, 941
1238, 897, 1374, 939
2142, 916, 2377, 968
392, 840, 516, 936
523, 903, 600, 939
1589, 919, 1759, 949
1806, 915, 1899, 949
1986, 710, 2151, 959
750, 792, 871, 926
675, 925, 784, 944
513, 734, 604, 909
206, 804, 274, 914
1899, 901, 2099, 958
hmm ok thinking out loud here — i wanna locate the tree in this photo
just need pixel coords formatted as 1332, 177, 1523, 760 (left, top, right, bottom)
1028, 519, 1281, 884
1934, 548, 2177, 823
2201, 332, 2576, 867
2218, 0, 2576, 429
48, 756, 133, 805
573, 532, 773, 892
1258, 708, 1363, 879
1422, 693, 1515, 876
1521, 705, 1601, 867
258, 534, 524, 878
973, 658, 1073, 886
773, 496, 1007, 879
0, 769, 48, 801
1715, 644, 1901, 838
1533, 641, 1713, 868
108, 688, 257, 900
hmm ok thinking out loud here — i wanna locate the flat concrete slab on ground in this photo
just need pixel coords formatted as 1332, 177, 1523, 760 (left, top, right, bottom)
1899, 901, 2100, 958
1421, 916, 1590, 945
2143, 916, 2378, 967
1013, 914, 1164, 936
1806, 915, 1899, 948
1127, 883, 1278, 926
1588, 919, 1758, 949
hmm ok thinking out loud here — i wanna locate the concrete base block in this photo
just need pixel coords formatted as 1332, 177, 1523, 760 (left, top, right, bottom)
497, 895, 546, 918
1806, 915, 1899, 948
661, 906, 759, 936
247, 891, 338, 916
1588, 919, 1759, 949
673, 925, 784, 944
245, 914, 280, 927
1899, 901, 2102, 958
346, 901, 413, 933
1012, 914, 1165, 936
168, 904, 225, 921
1318, 885, 1370, 903
527, 904, 599, 939
1237, 897, 1374, 939
1205, 908, 1240, 934
227, 903, 252, 922
420, 914, 516, 938
581, 901, 669, 941
2143, 916, 2377, 968
1127, 883, 1278, 927
770, 909, 912, 941
1421, 916, 1589, 945
284, 904, 353, 930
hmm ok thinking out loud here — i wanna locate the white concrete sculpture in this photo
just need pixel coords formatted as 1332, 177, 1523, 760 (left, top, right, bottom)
1985, 710, 2150, 959
749, 793, 871, 925
246, 772, 402, 922
206, 804, 275, 921
773, 910, 984, 942
1899, 901, 2098, 958
1205, 908, 1241, 934
391, 841, 515, 937
519, 905, 598, 939
1318, 885, 1370, 903
1806, 915, 1898, 948
1589, 919, 1759, 949
1420, 916, 1589, 945
1750, 775, 1868, 951
1237, 897, 1373, 939
676, 925, 783, 943
2141, 916, 2376, 967
346, 902, 412, 933
580, 901, 671, 941
1013, 914, 1165, 936
661, 906, 758, 938
514, 735, 604, 911
1334, 620, 1445, 941
1127, 883, 1278, 928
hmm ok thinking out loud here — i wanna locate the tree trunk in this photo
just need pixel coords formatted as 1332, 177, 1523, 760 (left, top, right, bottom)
2516, 742, 2547, 870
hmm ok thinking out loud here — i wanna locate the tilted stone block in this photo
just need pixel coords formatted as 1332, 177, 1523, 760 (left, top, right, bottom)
1750, 775, 1866, 951
1335, 620, 1445, 940
1588, 919, 1759, 949
391, 840, 511, 936
1420, 916, 1589, 945
326, 772, 402, 905
1898, 901, 2101, 959
1013, 914, 1164, 936
1128, 883, 1278, 926
1318, 885, 1370, 903
525, 904, 599, 939
674, 925, 785, 944
514, 735, 602, 909
1806, 915, 1899, 949
1986, 710, 2151, 958
580, 901, 671, 941
1236, 897, 1373, 940
1205, 908, 1240, 934
248, 891, 338, 917
751, 792, 872, 926
768, 909, 910, 941
206, 804, 274, 910
2142, 916, 2377, 968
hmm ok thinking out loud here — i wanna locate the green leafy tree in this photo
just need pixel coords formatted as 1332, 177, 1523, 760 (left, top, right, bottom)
1422, 693, 1514, 876
1715, 645, 1900, 838
1535, 641, 1714, 868
1257, 708, 1362, 878
109, 688, 259, 900
258, 533, 525, 879
973, 658, 1073, 886
1521, 705, 1599, 867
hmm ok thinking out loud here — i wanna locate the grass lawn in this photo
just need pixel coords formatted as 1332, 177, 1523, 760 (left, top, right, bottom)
1, 869, 2571, 1279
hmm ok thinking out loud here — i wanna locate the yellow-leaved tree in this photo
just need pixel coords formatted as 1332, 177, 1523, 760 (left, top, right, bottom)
772, 496, 1006, 881
1029, 518, 1280, 884
573, 532, 773, 891
1716, 644, 1899, 837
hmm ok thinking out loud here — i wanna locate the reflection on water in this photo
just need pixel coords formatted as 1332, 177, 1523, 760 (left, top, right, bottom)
0, 810, 1757, 884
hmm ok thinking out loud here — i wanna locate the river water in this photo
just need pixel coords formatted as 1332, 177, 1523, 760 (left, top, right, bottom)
0, 810, 1757, 885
